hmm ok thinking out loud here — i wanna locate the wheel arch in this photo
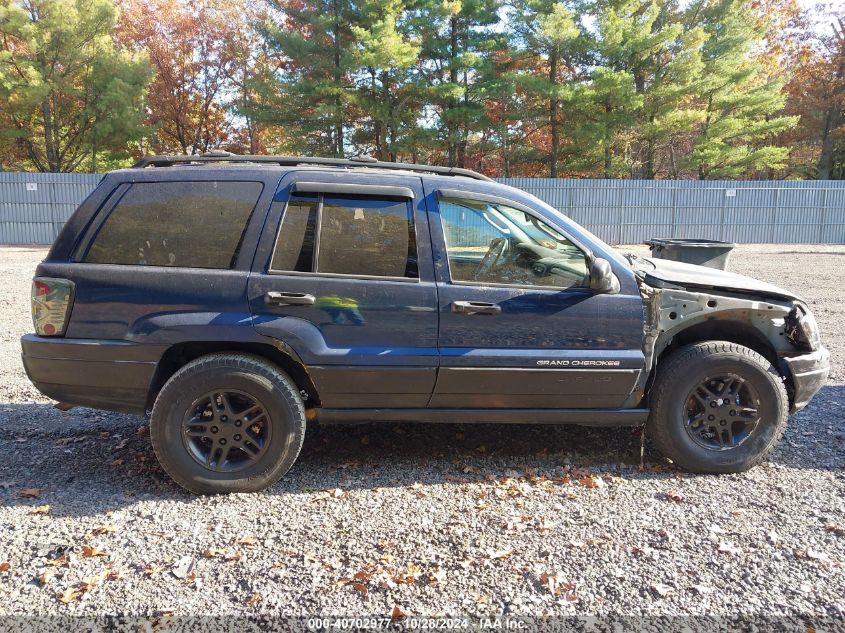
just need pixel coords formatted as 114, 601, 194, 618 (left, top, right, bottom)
657, 319, 780, 368
647, 319, 792, 408
146, 340, 320, 411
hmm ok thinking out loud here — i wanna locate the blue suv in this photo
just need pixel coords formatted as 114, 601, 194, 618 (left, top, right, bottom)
22, 154, 830, 493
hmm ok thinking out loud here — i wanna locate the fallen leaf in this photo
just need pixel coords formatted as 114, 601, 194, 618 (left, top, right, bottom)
805, 548, 831, 562
38, 569, 55, 585
487, 548, 513, 560
171, 557, 194, 579
203, 548, 226, 559
578, 475, 605, 489
824, 523, 845, 536
391, 606, 407, 621
57, 587, 82, 604
30, 505, 50, 515
110, 458, 125, 467
428, 568, 447, 584
538, 571, 563, 594
718, 542, 742, 556
651, 583, 674, 597
81, 546, 106, 558
236, 536, 257, 546
0, 562, 9, 572
85, 525, 116, 539
315, 488, 347, 502
79, 569, 108, 591
352, 582, 368, 595
142, 562, 161, 576
44, 554, 69, 567
246, 593, 262, 607
665, 490, 685, 503
20, 488, 42, 498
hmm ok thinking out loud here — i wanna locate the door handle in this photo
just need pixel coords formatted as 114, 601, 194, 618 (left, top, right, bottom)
265, 291, 316, 306
451, 300, 501, 315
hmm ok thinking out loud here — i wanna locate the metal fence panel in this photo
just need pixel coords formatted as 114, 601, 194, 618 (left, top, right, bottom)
0, 172, 844, 245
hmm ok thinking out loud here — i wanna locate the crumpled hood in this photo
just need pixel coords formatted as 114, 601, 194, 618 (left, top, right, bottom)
638, 257, 800, 302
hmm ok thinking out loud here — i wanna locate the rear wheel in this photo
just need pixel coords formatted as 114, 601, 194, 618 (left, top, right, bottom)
647, 341, 788, 473
150, 353, 306, 494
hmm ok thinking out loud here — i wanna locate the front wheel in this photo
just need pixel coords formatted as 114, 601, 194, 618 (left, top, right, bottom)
150, 353, 306, 494
647, 341, 789, 473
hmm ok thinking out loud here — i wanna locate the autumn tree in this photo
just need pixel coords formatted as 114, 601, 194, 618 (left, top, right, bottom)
116, 0, 254, 155
0, 0, 149, 172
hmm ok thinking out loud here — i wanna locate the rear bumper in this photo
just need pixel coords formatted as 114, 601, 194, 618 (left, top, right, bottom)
21, 334, 164, 414
782, 346, 830, 413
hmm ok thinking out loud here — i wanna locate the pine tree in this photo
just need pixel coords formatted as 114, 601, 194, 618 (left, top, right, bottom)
350, 0, 420, 160
686, 0, 798, 178
586, 0, 707, 178
417, 0, 503, 168
249, 0, 358, 157
510, 0, 584, 177
0, 0, 150, 172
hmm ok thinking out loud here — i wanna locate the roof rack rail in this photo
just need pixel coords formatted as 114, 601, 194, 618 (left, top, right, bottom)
131, 152, 493, 182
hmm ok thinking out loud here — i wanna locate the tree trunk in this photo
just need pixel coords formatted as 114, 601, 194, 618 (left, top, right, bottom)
549, 50, 559, 178
817, 106, 842, 179
42, 97, 59, 172
332, 0, 344, 157
447, 15, 459, 167
381, 70, 390, 160
603, 100, 612, 178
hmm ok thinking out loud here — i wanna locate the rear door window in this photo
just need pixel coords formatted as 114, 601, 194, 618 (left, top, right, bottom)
270, 193, 418, 279
85, 181, 263, 269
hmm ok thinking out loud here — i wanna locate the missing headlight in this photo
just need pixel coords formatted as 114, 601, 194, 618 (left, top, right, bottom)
785, 304, 820, 352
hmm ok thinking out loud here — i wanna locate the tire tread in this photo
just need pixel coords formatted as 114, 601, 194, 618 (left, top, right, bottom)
150, 353, 306, 494
647, 340, 789, 473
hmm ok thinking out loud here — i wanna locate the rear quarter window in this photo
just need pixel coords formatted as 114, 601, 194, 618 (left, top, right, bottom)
85, 181, 263, 269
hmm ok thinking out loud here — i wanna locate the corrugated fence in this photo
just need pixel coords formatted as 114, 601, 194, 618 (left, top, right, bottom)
1, 171, 844, 245
500, 178, 845, 245
0, 172, 101, 245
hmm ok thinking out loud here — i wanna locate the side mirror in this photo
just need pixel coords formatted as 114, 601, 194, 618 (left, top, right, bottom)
589, 257, 620, 294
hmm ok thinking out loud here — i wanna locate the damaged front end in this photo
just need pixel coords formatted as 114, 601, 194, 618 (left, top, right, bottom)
629, 255, 830, 413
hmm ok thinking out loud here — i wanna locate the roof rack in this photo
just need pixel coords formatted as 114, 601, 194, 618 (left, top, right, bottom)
131, 151, 493, 182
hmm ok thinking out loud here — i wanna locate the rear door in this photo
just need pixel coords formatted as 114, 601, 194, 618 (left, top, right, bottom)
248, 171, 438, 408
426, 186, 645, 409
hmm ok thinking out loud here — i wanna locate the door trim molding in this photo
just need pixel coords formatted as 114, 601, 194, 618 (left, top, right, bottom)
316, 407, 648, 426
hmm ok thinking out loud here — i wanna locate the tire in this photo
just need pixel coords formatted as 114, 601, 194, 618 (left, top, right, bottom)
150, 353, 306, 494
647, 341, 788, 473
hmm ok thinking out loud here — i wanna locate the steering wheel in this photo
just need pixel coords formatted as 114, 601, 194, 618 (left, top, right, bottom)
473, 237, 507, 281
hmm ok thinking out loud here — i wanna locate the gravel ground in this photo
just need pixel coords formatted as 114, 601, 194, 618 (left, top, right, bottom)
0, 245, 843, 627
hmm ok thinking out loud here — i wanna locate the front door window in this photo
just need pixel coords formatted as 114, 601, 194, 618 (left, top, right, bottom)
438, 197, 588, 289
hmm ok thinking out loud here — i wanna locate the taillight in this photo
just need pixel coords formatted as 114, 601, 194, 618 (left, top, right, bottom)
31, 277, 74, 336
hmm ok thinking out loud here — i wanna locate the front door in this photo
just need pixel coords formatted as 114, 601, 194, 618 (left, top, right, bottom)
249, 172, 438, 408
426, 189, 645, 409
